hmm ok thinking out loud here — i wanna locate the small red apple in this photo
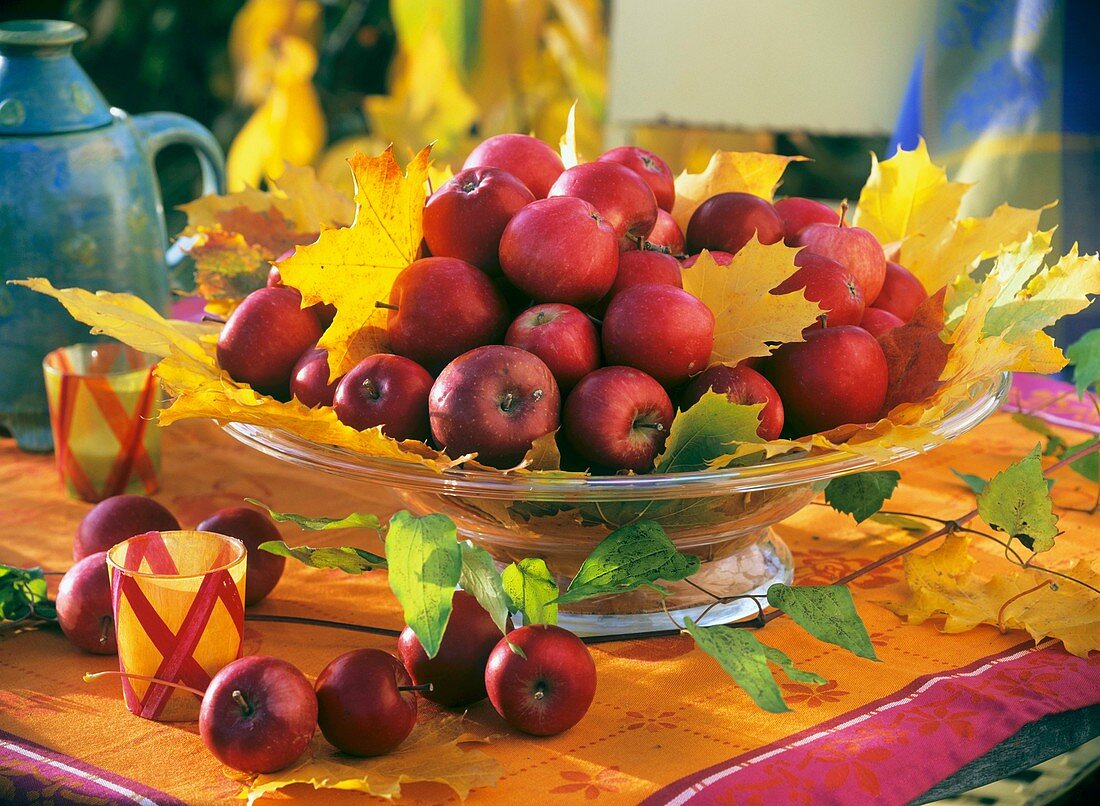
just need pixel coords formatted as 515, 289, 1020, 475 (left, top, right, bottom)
796, 222, 887, 305
681, 250, 733, 268
74, 495, 180, 560
563, 366, 673, 472
505, 304, 600, 392
397, 590, 510, 707
602, 284, 714, 387
315, 648, 417, 756
196, 507, 286, 606
333, 354, 434, 441
548, 161, 658, 248
685, 192, 783, 256
429, 345, 561, 468
463, 133, 564, 199
499, 196, 619, 306
56, 551, 116, 654
872, 261, 928, 322
772, 252, 865, 329
290, 344, 340, 408
597, 145, 676, 211
681, 365, 785, 440
860, 307, 906, 337
422, 167, 535, 275
485, 624, 597, 736
646, 208, 685, 254
773, 197, 841, 244
199, 656, 317, 773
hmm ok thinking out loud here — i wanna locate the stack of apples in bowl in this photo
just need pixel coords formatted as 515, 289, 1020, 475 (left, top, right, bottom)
215, 132, 1007, 635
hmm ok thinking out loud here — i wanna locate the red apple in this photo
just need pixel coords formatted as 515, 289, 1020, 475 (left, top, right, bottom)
505, 304, 600, 391
499, 196, 619, 306
765, 325, 888, 436
772, 252, 864, 329
429, 345, 561, 468
387, 257, 509, 373
861, 307, 906, 337
548, 161, 658, 248
196, 507, 286, 606
397, 590, 510, 707
290, 344, 340, 408
315, 648, 417, 756
774, 197, 840, 244
217, 286, 324, 398
685, 192, 783, 256
332, 354, 434, 441
608, 250, 683, 297
463, 133, 564, 199
872, 261, 928, 322
422, 167, 535, 275
74, 495, 180, 560
199, 656, 317, 773
485, 625, 596, 736
267, 265, 336, 327
602, 284, 714, 387
56, 551, 116, 654
597, 145, 676, 211
796, 222, 887, 304
563, 366, 673, 472
647, 209, 685, 254
681, 250, 733, 268
681, 365, 785, 440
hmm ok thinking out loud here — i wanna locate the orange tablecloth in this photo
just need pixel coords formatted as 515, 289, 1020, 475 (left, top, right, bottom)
1, 396, 1098, 804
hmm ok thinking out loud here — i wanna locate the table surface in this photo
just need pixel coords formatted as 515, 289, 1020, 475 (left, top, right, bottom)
1, 376, 1098, 805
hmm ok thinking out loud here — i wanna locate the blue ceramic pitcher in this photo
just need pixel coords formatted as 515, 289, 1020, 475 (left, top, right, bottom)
0, 19, 225, 451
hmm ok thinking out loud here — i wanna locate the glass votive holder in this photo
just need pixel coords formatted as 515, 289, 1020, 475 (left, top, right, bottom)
107, 530, 246, 721
42, 342, 161, 502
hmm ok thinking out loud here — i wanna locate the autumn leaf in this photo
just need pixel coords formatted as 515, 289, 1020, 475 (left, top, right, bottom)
671, 151, 807, 231
680, 245, 822, 366
884, 534, 1100, 658
235, 714, 502, 803
187, 229, 270, 308
279, 146, 432, 379
1067, 329, 1100, 398
977, 445, 1060, 553
824, 471, 901, 523
877, 288, 950, 413
559, 100, 582, 168
654, 392, 767, 473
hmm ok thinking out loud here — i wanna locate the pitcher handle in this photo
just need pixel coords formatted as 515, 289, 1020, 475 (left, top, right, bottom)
131, 112, 226, 267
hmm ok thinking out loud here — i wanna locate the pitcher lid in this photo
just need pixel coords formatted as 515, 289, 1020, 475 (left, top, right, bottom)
0, 20, 114, 135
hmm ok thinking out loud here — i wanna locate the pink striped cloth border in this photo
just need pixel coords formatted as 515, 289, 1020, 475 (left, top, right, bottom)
1003, 373, 1100, 434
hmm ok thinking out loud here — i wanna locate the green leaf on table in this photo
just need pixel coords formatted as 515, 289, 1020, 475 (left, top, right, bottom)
458, 541, 511, 634
766, 583, 879, 660
385, 511, 463, 659
654, 392, 766, 473
1067, 438, 1099, 483
259, 541, 387, 573
868, 512, 932, 534
760, 644, 827, 685
823, 470, 901, 523
0, 564, 55, 622
245, 498, 382, 531
554, 521, 700, 604
501, 558, 558, 626
681, 618, 789, 713
951, 468, 988, 494
1066, 328, 1100, 398
1010, 413, 1068, 457
977, 444, 1060, 553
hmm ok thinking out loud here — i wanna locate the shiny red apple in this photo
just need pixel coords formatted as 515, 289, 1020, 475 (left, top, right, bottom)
548, 161, 658, 248
796, 222, 887, 304
685, 192, 783, 256
597, 145, 675, 211
74, 495, 180, 560
646, 208, 685, 254
315, 648, 417, 756
56, 551, 116, 654
333, 354, 434, 441
196, 507, 286, 606
290, 344, 340, 408
774, 197, 840, 244
681, 365, 785, 440
462, 133, 564, 199
505, 304, 600, 392
772, 252, 864, 329
872, 261, 928, 322
861, 307, 906, 337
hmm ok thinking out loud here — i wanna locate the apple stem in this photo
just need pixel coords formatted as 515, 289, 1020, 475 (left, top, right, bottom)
398, 683, 434, 693
641, 240, 672, 255
361, 377, 380, 400
374, 301, 399, 311
817, 313, 828, 329
201, 313, 227, 324
837, 200, 849, 227
500, 391, 516, 413
82, 671, 206, 698
232, 689, 254, 716
99, 616, 112, 647
634, 421, 666, 432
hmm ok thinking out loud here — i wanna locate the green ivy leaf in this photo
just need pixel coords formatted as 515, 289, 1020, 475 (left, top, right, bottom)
760, 644, 827, 685
259, 541, 386, 573
245, 498, 381, 531
385, 511, 463, 659
458, 541, 511, 634
0, 564, 55, 622
1068, 438, 1099, 483
823, 471, 901, 523
681, 618, 788, 713
1066, 328, 1100, 398
766, 583, 878, 660
977, 444, 1060, 553
554, 521, 700, 604
868, 512, 931, 534
654, 392, 766, 473
951, 468, 988, 494
501, 558, 558, 626
1010, 413, 1068, 457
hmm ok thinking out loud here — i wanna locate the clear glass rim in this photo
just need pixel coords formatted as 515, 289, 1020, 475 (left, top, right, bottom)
106, 530, 246, 580
222, 373, 1010, 501
43, 342, 157, 379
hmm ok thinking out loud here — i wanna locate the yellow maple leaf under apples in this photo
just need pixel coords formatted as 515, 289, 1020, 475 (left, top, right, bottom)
278, 146, 432, 380
681, 243, 822, 366
884, 535, 1100, 657
671, 151, 807, 231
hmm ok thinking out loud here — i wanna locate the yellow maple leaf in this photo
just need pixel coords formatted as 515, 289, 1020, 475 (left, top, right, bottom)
671, 151, 807, 231
187, 229, 269, 306
235, 715, 502, 803
559, 100, 581, 168
884, 535, 1100, 657
680, 244, 822, 366
228, 0, 321, 106
278, 146, 432, 380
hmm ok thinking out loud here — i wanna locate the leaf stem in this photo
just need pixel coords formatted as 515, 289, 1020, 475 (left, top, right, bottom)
995, 581, 1050, 631
244, 613, 401, 638
83, 671, 205, 698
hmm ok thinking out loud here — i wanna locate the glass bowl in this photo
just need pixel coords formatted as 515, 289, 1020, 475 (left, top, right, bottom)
223, 373, 1009, 636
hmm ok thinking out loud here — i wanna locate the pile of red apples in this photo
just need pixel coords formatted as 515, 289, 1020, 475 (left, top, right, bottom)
218, 134, 928, 472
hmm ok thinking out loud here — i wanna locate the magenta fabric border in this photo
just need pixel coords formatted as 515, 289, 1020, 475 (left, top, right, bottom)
644, 642, 1100, 805
0, 727, 186, 806
1004, 373, 1100, 434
